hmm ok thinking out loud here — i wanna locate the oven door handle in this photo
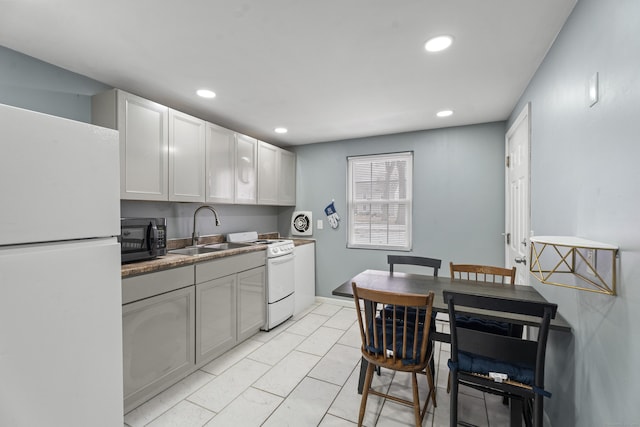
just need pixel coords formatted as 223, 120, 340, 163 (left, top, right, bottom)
269, 253, 295, 265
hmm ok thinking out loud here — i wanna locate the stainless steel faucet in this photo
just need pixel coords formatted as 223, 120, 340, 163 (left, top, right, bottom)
192, 205, 221, 246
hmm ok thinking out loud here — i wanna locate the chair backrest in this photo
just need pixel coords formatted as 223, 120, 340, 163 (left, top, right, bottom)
352, 282, 435, 370
450, 262, 516, 284
443, 290, 557, 388
388, 255, 442, 276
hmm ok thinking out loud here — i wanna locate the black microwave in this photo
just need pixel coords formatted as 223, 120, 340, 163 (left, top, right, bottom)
120, 217, 167, 263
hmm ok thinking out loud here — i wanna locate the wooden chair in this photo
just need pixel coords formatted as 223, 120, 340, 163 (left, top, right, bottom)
449, 262, 516, 284
389, 255, 442, 276
352, 282, 437, 427
443, 290, 557, 427
449, 262, 522, 337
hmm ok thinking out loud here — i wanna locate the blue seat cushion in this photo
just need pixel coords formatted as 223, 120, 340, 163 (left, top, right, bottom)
455, 314, 510, 335
457, 350, 534, 385
366, 316, 431, 365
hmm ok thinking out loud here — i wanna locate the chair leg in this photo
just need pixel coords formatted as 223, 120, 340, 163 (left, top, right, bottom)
533, 394, 543, 427
358, 362, 375, 427
411, 373, 422, 427
426, 364, 437, 408
449, 372, 458, 427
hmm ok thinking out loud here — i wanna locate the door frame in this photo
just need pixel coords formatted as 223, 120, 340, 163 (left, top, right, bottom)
504, 102, 531, 284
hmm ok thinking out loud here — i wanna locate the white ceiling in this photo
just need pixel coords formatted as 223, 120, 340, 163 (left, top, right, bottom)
0, 0, 576, 146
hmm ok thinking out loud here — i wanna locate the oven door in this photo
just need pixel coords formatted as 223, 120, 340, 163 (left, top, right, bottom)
266, 252, 295, 303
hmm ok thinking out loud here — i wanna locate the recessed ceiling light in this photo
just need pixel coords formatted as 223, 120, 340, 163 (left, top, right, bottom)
274, 127, 288, 134
196, 89, 216, 99
436, 110, 453, 117
425, 35, 453, 52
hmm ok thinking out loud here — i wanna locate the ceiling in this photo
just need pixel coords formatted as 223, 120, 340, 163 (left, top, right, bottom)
0, 1, 576, 146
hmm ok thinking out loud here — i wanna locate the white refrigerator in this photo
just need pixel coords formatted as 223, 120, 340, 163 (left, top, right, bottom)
0, 104, 123, 426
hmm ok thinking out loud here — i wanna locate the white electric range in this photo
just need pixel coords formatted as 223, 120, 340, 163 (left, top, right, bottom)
227, 232, 295, 330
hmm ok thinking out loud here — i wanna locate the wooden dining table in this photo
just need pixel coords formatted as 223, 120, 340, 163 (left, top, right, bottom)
333, 269, 571, 339
332, 269, 571, 427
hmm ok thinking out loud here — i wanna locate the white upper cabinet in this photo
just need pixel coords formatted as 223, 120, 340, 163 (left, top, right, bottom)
257, 141, 279, 205
257, 140, 296, 206
278, 149, 296, 206
235, 134, 257, 204
205, 123, 236, 204
92, 89, 169, 201
93, 89, 296, 205
169, 109, 205, 202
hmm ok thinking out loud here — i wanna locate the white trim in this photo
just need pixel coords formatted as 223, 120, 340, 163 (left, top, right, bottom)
315, 295, 353, 307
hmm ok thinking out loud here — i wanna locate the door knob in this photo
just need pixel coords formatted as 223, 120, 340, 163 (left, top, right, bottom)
514, 257, 527, 265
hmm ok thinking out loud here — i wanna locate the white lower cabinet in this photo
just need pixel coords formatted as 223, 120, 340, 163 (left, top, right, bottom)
122, 283, 195, 413
294, 242, 316, 315
122, 252, 266, 413
238, 266, 266, 341
196, 274, 237, 363
195, 251, 266, 365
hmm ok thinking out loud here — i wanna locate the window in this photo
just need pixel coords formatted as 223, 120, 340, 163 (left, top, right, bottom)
347, 152, 413, 250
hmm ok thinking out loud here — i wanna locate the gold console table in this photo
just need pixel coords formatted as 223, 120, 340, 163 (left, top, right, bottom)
529, 236, 618, 296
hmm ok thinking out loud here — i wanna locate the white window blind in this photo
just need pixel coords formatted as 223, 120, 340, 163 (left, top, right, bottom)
347, 152, 412, 250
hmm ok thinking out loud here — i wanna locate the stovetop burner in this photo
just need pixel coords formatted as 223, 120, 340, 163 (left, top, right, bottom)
226, 232, 294, 257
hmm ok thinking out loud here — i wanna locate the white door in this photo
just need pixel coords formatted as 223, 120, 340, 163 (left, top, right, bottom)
235, 133, 257, 204
267, 253, 295, 302
205, 123, 236, 203
505, 103, 531, 285
257, 140, 278, 205
169, 109, 205, 202
0, 104, 120, 244
0, 239, 123, 427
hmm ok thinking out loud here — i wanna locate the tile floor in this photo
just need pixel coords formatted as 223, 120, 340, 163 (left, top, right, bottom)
124, 299, 510, 427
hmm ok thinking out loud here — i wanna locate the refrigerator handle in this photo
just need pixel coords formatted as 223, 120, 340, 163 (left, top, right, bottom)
147, 221, 159, 257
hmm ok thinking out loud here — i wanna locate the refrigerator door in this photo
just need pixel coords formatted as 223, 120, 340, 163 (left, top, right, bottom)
0, 104, 120, 245
0, 238, 123, 427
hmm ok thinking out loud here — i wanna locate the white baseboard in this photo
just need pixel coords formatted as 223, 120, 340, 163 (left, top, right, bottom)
315, 295, 353, 308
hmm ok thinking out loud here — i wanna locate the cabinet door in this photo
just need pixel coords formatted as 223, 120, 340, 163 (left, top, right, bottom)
122, 286, 195, 413
294, 243, 316, 315
235, 133, 257, 204
237, 266, 266, 341
117, 91, 169, 201
196, 275, 237, 364
169, 109, 205, 202
257, 141, 278, 205
278, 149, 296, 206
205, 123, 236, 203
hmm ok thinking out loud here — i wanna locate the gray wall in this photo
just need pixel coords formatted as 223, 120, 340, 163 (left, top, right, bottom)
0, 46, 109, 123
121, 201, 279, 240
290, 122, 507, 298
508, 0, 640, 425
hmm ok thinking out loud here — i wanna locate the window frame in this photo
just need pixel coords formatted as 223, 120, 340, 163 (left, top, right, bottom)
346, 151, 413, 251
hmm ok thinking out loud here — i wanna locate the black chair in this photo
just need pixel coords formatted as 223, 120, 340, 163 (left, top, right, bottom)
388, 255, 442, 276
443, 290, 557, 427
352, 282, 437, 427
386, 255, 442, 376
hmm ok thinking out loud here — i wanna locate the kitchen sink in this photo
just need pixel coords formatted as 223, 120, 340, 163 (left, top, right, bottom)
169, 246, 220, 256
203, 242, 251, 250
169, 242, 250, 256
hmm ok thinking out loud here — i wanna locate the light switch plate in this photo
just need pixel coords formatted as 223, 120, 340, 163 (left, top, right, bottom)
317, 219, 324, 230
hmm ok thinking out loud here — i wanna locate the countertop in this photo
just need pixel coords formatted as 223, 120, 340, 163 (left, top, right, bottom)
121, 237, 315, 278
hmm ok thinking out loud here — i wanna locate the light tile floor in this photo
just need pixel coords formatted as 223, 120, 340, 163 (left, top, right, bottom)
124, 299, 510, 427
